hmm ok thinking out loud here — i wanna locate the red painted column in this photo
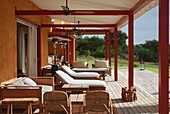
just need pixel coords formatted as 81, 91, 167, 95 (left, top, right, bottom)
128, 13, 134, 88
105, 33, 108, 60
105, 33, 111, 66
114, 26, 118, 81
159, 0, 169, 113
37, 27, 41, 75
107, 32, 111, 67
69, 37, 76, 65
72, 38, 76, 62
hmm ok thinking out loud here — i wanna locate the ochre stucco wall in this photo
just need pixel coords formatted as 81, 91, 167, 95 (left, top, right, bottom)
0, 0, 51, 83
0, 0, 17, 82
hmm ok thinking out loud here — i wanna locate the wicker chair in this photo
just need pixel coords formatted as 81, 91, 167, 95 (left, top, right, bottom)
43, 91, 72, 114
83, 91, 113, 114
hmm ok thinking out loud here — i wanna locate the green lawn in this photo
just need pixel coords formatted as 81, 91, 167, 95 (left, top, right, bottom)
76, 55, 170, 74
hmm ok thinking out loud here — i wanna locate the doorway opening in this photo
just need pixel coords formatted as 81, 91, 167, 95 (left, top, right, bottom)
17, 19, 38, 77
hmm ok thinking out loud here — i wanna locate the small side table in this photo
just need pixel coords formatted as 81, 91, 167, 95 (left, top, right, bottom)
2, 98, 39, 114
62, 84, 89, 93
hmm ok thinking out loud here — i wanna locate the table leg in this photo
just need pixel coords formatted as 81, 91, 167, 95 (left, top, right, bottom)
10, 104, 13, 114
7, 104, 10, 114
30, 103, 32, 114
28, 103, 32, 114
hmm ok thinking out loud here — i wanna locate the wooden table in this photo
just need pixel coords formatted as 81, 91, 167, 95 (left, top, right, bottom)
72, 68, 107, 80
69, 94, 85, 105
2, 98, 39, 114
62, 84, 89, 93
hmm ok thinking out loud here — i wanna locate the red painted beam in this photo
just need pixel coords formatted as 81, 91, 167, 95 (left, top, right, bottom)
116, 0, 153, 27
128, 14, 134, 89
159, 0, 169, 113
48, 33, 68, 38
52, 28, 110, 34
114, 26, 118, 81
41, 24, 115, 28
16, 10, 129, 15
131, 0, 153, 14
116, 16, 128, 27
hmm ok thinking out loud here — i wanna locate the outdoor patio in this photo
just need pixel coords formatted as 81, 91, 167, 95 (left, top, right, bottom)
106, 70, 170, 114
0, 70, 169, 114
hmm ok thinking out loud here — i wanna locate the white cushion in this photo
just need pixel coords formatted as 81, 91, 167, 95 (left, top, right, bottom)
72, 80, 106, 87
8, 77, 25, 86
72, 61, 87, 68
70, 72, 99, 78
62, 65, 99, 78
62, 65, 76, 74
22, 77, 37, 86
56, 70, 74, 83
55, 70, 106, 87
95, 60, 109, 68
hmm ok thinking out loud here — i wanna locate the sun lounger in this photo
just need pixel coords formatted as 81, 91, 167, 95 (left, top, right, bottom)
55, 70, 106, 90
61, 65, 101, 80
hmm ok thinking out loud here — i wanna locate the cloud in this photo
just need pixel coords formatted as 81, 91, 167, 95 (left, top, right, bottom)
121, 6, 159, 45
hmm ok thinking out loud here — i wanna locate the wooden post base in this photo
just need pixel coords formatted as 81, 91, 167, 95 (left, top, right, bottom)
121, 87, 137, 102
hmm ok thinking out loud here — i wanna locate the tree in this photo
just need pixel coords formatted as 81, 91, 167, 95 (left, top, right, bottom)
76, 36, 105, 57
134, 39, 158, 62
111, 30, 128, 59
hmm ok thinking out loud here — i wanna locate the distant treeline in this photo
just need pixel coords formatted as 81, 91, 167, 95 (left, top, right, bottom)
76, 30, 160, 63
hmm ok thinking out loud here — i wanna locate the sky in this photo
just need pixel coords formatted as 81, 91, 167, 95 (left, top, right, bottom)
120, 6, 158, 45
83, 5, 170, 45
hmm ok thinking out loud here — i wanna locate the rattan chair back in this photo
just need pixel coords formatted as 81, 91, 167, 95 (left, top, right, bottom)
43, 91, 71, 114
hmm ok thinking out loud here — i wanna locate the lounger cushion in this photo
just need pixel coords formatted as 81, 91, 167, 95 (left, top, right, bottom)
73, 80, 106, 87
70, 72, 99, 78
62, 65, 100, 78
56, 70, 75, 83
72, 61, 87, 68
95, 60, 109, 68
62, 65, 76, 74
56, 70, 106, 87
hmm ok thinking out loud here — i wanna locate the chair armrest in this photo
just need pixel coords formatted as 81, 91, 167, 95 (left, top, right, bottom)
31, 77, 54, 87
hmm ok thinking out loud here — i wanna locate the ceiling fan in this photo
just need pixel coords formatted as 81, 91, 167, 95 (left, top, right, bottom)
61, 0, 70, 15
61, 0, 94, 15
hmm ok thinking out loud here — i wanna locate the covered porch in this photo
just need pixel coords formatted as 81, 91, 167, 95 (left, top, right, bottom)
0, 0, 169, 113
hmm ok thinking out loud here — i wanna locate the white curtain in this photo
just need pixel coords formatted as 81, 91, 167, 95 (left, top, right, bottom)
27, 26, 37, 77
17, 27, 26, 74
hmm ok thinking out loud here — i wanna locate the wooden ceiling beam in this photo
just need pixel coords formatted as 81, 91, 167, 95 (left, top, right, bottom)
51, 28, 111, 34
41, 24, 115, 28
16, 10, 129, 15
116, 0, 154, 27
